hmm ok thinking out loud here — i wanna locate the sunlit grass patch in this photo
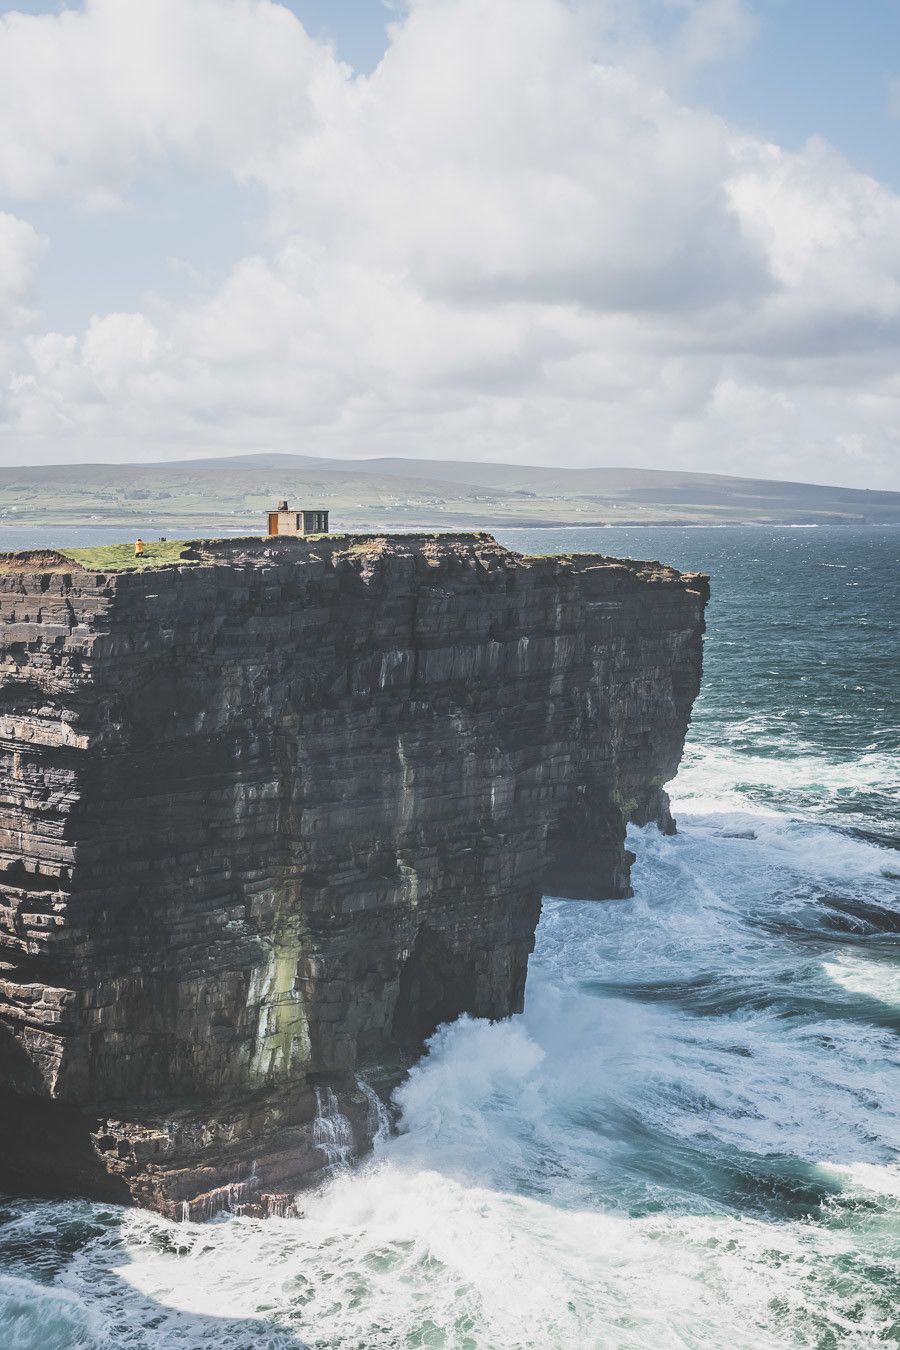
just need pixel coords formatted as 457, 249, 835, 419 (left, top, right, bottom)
62, 540, 195, 571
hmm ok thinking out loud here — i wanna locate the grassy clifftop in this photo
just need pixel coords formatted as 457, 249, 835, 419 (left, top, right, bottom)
62, 541, 194, 571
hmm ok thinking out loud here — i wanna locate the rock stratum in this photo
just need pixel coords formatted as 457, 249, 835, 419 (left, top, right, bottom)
0, 533, 707, 1218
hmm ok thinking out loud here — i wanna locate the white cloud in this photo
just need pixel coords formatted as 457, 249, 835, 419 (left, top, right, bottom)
674, 0, 757, 68
0, 211, 46, 425
264, 3, 764, 314
0, 211, 45, 322
0, 0, 898, 486
0, 0, 342, 204
729, 136, 900, 345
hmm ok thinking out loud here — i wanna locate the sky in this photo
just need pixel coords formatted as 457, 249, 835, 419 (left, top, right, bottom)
1, 1, 899, 487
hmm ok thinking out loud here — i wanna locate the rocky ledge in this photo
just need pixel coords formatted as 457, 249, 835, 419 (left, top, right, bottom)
0, 532, 707, 1217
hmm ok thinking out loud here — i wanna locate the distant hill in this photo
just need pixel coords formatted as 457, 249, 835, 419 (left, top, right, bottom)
0, 453, 896, 531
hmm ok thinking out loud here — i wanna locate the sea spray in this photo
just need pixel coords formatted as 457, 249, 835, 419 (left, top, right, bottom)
312, 1086, 355, 1171
356, 1074, 393, 1145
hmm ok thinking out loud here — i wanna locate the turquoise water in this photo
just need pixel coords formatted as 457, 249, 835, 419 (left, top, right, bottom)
0, 525, 897, 1348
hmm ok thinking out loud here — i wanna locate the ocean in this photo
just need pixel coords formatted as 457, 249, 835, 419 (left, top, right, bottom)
0, 524, 897, 1349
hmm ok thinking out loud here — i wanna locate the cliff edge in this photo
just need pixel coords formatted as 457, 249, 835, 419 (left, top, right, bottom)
0, 532, 707, 1217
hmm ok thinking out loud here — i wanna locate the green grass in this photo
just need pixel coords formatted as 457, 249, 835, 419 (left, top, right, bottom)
62, 540, 195, 571
57, 532, 473, 572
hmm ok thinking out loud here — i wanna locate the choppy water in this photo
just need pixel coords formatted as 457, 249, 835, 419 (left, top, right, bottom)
0, 524, 897, 1349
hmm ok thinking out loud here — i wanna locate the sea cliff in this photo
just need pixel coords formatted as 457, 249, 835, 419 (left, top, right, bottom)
0, 533, 707, 1217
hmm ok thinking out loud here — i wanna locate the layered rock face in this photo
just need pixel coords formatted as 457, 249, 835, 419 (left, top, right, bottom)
0, 533, 707, 1217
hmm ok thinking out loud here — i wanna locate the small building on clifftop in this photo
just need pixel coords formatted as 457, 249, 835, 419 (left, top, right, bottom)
266, 501, 329, 537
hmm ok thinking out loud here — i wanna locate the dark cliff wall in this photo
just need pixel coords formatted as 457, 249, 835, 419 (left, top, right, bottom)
0, 533, 707, 1216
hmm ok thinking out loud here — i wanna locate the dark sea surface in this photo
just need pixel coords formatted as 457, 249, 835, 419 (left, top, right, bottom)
0, 524, 897, 1348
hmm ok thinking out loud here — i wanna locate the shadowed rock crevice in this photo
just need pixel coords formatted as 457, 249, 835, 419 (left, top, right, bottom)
0, 1087, 133, 1205
0, 533, 707, 1214
392, 921, 522, 1053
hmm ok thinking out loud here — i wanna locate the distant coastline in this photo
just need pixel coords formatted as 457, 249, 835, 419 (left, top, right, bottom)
0, 453, 896, 534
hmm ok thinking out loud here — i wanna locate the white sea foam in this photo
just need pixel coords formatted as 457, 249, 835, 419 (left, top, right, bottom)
823, 952, 900, 1005
817, 1161, 900, 1200
0, 1275, 99, 1350
677, 740, 899, 820
61, 1164, 893, 1350
312, 1085, 355, 1171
